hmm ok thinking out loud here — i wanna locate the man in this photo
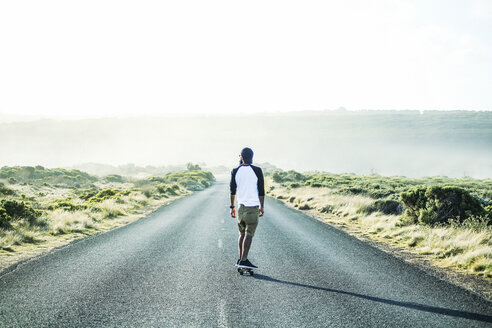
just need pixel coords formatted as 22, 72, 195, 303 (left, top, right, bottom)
230, 147, 265, 270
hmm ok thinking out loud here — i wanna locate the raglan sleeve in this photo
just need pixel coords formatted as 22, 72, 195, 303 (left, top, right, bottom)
230, 169, 237, 195
257, 168, 265, 197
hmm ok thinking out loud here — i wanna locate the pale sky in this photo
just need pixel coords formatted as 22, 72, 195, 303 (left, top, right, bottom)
1, 0, 491, 117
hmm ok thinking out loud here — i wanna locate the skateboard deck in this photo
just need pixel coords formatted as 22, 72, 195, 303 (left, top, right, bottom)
236, 264, 255, 276
237, 267, 255, 276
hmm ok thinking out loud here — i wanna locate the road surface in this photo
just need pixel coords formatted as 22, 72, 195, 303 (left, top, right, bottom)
1, 181, 491, 327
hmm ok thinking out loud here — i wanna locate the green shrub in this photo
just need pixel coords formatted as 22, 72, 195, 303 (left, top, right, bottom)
49, 200, 87, 212
0, 199, 42, 226
104, 174, 126, 183
187, 163, 201, 171
155, 184, 180, 195
272, 170, 307, 184
0, 183, 16, 196
486, 205, 492, 219
320, 205, 335, 213
148, 170, 215, 191
272, 171, 283, 183
0, 166, 98, 187
358, 199, 403, 215
94, 188, 118, 198
400, 186, 487, 226
156, 184, 167, 194
338, 187, 366, 196
86, 188, 130, 203
0, 207, 13, 229
168, 184, 181, 195
77, 188, 99, 200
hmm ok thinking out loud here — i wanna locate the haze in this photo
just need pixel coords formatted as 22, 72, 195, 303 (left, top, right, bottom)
1, 110, 491, 179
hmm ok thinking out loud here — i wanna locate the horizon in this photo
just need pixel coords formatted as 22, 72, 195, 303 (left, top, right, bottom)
1, 108, 491, 123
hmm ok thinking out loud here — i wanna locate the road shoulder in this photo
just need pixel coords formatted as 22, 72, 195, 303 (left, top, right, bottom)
269, 195, 492, 301
0, 194, 185, 276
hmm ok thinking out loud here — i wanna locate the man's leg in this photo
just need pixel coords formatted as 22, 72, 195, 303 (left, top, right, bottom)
240, 234, 252, 261
238, 233, 245, 259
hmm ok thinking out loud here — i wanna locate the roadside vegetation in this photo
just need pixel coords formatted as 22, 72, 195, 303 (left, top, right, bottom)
267, 170, 492, 278
0, 165, 214, 257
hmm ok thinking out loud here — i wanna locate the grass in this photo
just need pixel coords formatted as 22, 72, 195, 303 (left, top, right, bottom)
50, 209, 94, 235
0, 166, 215, 269
268, 176, 492, 278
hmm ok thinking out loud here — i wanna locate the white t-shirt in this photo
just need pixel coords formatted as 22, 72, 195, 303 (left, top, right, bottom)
231, 165, 264, 207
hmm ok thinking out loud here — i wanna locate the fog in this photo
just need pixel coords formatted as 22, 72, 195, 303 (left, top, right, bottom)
0, 110, 491, 179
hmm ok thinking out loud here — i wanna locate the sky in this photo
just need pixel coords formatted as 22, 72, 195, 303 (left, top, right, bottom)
1, 0, 491, 117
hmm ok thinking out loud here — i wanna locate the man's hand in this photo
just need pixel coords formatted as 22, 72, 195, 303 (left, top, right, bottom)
259, 206, 264, 217
230, 208, 236, 218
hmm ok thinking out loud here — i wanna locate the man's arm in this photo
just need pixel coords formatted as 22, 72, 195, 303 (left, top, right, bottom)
256, 167, 265, 216
230, 169, 237, 217
230, 168, 237, 195
259, 196, 265, 217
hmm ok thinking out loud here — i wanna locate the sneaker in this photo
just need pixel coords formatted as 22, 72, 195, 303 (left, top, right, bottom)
235, 259, 240, 266
238, 259, 258, 269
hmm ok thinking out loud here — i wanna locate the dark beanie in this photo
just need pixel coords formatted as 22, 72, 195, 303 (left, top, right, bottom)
241, 147, 254, 164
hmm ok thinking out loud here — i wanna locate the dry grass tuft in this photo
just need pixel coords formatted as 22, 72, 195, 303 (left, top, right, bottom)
50, 209, 95, 235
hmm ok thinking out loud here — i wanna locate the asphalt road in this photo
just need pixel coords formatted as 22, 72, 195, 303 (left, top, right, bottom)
1, 181, 491, 327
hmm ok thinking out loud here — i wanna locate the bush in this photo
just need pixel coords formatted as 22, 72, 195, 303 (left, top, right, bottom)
0, 183, 16, 196
87, 189, 129, 203
486, 205, 492, 218
49, 200, 87, 212
0, 207, 13, 229
320, 205, 335, 213
148, 170, 215, 191
156, 184, 167, 194
155, 184, 181, 196
338, 187, 366, 196
187, 163, 202, 171
358, 199, 403, 215
0, 199, 41, 226
104, 174, 126, 183
272, 170, 307, 184
77, 188, 99, 200
400, 186, 487, 226
0, 166, 98, 187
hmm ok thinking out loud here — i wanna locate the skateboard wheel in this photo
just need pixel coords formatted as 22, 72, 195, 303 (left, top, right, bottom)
239, 271, 244, 275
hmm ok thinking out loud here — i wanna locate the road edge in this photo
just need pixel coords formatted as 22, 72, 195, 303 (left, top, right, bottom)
0, 192, 191, 278
269, 196, 492, 302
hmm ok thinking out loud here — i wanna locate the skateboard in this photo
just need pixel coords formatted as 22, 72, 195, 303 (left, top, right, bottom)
237, 266, 255, 276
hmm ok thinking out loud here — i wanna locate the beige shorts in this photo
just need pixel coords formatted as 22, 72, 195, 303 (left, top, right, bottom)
237, 205, 259, 236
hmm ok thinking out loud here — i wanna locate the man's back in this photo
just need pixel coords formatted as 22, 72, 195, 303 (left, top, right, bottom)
230, 165, 265, 207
